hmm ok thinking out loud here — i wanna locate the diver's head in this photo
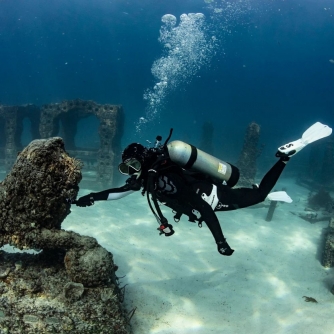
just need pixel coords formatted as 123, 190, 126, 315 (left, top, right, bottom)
118, 143, 148, 177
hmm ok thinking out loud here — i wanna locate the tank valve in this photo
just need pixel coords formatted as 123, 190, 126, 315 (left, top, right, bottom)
155, 135, 162, 148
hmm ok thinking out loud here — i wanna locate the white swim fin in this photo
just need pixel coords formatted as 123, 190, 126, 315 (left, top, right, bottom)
276, 122, 332, 158
267, 191, 293, 203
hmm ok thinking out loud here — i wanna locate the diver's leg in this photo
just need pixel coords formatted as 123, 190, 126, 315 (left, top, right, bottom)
215, 157, 289, 210
215, 121, 329, 210
256, 157, 289, 199
258, 122, 331, 193
256, 122, 332, 195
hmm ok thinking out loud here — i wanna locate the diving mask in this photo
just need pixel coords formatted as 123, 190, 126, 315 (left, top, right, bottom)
118, 158, 142, 175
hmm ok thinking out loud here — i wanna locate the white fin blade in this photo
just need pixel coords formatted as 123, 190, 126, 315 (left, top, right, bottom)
267, 191, 293, 203
301, 122, 332, 145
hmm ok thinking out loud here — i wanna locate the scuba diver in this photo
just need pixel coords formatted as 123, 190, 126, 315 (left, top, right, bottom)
74, 122, 332, 256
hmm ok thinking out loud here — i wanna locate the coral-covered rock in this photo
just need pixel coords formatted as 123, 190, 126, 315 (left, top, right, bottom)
0, 138, 130, 333
0, 251, 130, 334
0, 137, 80, 236
0, 137, 116, 286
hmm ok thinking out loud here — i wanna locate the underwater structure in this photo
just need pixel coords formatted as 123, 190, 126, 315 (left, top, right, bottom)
308, 188, 333, 211
323, 217, 334, 269
298, 138, 334, 190
0, 138, 129, 333
199, 121, 214, 155
0, 99, 124, 186
0, 104, 41, 170
236, 122, 261, 186
320, 139, 334, 186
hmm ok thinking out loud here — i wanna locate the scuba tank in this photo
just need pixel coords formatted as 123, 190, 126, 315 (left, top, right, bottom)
167, 140, 239, 187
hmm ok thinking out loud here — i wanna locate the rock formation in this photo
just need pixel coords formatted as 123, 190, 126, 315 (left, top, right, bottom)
0, 137, 130, 333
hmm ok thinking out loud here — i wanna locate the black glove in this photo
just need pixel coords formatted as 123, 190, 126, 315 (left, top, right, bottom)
217, 239, 234, 256
76, 194, 95, 207
126, 175, 142, 190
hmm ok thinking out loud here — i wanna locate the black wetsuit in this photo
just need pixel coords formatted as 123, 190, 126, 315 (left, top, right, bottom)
76, 158, 287, 251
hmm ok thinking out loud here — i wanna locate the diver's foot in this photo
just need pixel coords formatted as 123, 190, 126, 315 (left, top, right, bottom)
275, 139, 305, 158
217, 240, 234, 256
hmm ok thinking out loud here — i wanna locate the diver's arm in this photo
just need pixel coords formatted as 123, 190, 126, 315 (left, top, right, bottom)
76, 176, 141, 207
106, 189, 135, 200
184, 191, 234, 256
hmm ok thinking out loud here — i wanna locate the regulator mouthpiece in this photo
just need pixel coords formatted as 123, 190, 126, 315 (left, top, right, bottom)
155, 135, 162, 148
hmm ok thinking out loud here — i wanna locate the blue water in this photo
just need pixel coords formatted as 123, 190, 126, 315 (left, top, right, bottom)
0, 0, 333, 167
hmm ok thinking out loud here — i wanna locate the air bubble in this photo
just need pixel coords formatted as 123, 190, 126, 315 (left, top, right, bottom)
136, 12, 216, 133
161, 14, 177, 26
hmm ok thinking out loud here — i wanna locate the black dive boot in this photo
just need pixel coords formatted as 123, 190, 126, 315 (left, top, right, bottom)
217, 239, 234, 256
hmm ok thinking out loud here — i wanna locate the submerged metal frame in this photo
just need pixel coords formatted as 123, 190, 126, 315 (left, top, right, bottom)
0, 99, 124, 185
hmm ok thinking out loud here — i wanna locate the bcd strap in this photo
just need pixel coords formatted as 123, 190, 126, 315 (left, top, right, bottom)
172, 207, 198, 224
146, 169, 168, 227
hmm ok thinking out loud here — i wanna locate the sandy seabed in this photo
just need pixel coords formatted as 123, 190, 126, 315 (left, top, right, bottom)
61, 176, 333, 333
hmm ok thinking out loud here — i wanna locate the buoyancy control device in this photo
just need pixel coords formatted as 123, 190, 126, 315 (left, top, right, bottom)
144, 129, 240, 236
167, 140, 239, 187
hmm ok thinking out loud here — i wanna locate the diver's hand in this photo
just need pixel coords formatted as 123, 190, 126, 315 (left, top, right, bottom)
76, 194, 95, 207
126, 175, 141, 190
217, 240, 234, 256
158, 222, 175, 236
